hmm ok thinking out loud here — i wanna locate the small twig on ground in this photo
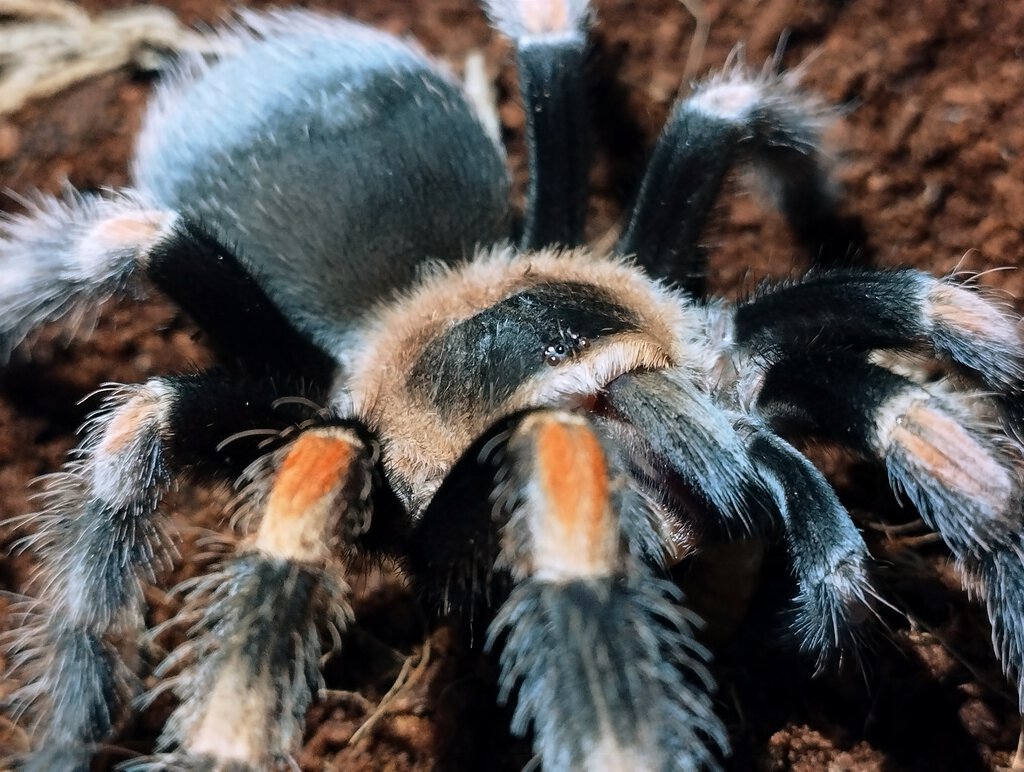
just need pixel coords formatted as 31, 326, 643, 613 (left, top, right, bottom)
1012, 718, 1024, 771
901, 605, 1016, 704
677, 0, 709, 87
863, 518, 928, 536
347, 636, 433, 748
319, 688, 375, 714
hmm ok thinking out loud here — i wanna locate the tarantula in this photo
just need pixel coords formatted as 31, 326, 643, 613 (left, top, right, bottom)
2, 0, 1023, 769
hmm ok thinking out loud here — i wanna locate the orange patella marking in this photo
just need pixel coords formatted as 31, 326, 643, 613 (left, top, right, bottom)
895, 404, 1009, 505
521, 0, 569, 35
269, 433, 353, 519
94, 212, 170, 249
536, 420, 613, 571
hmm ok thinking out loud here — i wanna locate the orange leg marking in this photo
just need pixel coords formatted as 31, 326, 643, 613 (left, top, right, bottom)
531, 417, 618, 578
520, 0, 571, 35
895, 403, 1013, 510
257, 430, 357, 561
268, 433, 353, 520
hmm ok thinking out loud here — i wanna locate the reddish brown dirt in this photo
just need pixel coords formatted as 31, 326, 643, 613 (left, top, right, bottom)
1, 0, 1023, 770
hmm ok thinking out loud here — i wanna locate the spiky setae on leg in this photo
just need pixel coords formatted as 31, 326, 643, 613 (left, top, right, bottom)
710, 266, 1024, 686
411, 408, 729, 771
4, 374, 321, 769
492, 411, 727, 771
605, 367, 878, 669
133, 426, 379, 769
6, 381, 175, 772
0, 190, 175, 362
746, 430, 878, 668
617, 65, 838, 289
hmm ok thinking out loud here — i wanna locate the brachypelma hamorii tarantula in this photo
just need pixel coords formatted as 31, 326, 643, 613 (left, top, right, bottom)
1, 0, 1023, 769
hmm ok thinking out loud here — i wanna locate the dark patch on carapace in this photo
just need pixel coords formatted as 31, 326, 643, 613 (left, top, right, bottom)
408, 281, 639, 412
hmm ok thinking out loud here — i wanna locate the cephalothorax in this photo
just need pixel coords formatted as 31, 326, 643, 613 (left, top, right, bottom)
3, 2, 1024, 770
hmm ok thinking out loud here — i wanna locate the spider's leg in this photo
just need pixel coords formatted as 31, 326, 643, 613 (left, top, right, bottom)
714, 269, 1024, 669
755, 352, 1024, 706
734, 268, 1024, 394
134, 421, 401, 770
485, 0, 591, 249
0, 193, 336, 381
411, 408, 727, 772
0, 190, 173, 362
617, 67, 846, 291
5, 373, 317, 771
745, 429, 879, 667
732, 268, 1024, 426
605, 368, 877, 666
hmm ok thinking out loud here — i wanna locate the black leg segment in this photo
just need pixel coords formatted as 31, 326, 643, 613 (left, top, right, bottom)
146, 219, 337, 383
618, 69, 837, 292
484, 0, 592, 250
516, 40, 591, 250
734, 269, 1024, 395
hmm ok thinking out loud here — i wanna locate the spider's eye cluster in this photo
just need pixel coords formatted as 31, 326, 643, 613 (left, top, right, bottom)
542, 327, 589, 365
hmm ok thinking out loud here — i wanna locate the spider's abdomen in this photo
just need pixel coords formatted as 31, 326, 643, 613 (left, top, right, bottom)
133, 12, 510, 349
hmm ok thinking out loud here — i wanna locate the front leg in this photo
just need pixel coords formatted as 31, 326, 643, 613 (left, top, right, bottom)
138, 421, 402, 770
411, 408, 727, 772
5, 372, 317, 771
605, 368, 878, 668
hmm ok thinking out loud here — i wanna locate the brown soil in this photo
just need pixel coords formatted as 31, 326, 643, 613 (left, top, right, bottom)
1, 0, 1023, 770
